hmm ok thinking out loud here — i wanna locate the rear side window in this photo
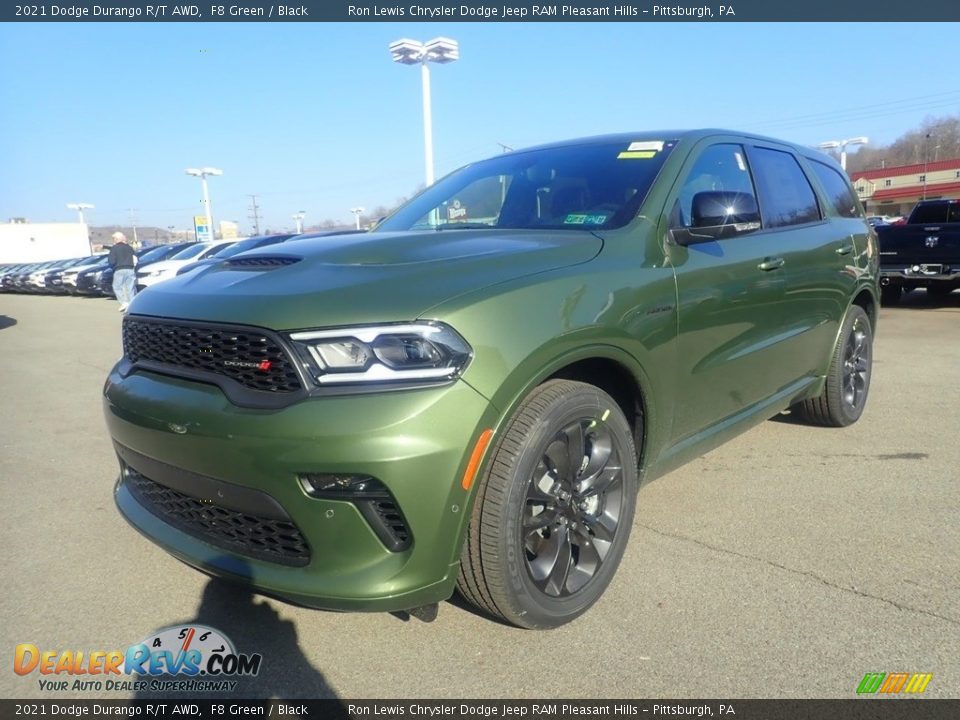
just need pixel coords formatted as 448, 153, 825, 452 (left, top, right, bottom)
910, 203, 960, 224
750, 147, 821, 228
810, 160, 861, 218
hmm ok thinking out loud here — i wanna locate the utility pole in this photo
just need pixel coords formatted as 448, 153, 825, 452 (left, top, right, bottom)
128, 208, 139, 247
248, 194, 262, 235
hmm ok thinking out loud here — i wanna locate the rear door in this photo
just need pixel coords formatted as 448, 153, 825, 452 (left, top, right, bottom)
665, 140, 792, 443
744, 145, 855, 380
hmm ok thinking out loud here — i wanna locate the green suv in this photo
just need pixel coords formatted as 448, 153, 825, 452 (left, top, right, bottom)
104, 130, 878, 628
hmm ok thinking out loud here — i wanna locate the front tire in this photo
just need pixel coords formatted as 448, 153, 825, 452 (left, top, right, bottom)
794, 305, 873, 427
457, 380, 638, 629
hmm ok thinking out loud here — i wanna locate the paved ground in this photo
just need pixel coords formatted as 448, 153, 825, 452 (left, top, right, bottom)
1, 291, 958, 700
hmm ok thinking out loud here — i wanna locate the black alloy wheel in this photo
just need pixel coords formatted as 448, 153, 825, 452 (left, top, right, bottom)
795, 304, 873, 427
523, 418, 624, 598
458, 380, 638, 629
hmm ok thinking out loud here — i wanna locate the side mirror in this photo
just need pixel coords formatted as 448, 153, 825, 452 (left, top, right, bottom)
671, 191, 761, 245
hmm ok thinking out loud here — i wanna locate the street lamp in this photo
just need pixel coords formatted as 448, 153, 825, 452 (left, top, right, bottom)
67, 203, 95, 253
350, 207, 365, 230
292, 211, 305, 233
66, 203, 94, 224
185, 167, 223, 240
817, 137, 869, 171
389, 37, 459, 186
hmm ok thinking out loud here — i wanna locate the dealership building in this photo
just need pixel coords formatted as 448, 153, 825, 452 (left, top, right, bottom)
852, 158, 960, 217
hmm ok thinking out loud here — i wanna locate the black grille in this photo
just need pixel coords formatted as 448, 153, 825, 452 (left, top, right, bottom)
125, 469, 311, 567
123, 318, 302, 393
227, 256, 300, 268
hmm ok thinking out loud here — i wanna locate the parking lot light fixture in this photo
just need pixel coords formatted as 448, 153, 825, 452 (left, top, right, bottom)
292, 211, 306, 233
185, 167, 223, 238
389, 37, 459, 187
817, 137, 868, 171
67, 203, 95, 253
350, 207, 365, 230
66, 202, 94, 224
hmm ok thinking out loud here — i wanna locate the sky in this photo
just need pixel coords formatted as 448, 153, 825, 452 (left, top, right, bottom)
1, 22, 959, 234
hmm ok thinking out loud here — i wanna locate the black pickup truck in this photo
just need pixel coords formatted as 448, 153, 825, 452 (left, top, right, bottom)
876, 199, 960, 304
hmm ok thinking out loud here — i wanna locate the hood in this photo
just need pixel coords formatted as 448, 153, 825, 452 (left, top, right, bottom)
128, 229, 603, 329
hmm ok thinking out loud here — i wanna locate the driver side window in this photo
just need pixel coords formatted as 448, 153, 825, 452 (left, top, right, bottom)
670, 144, 761, 239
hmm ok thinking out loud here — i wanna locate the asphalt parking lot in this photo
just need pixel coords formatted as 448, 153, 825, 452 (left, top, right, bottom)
1, 291, 958, 700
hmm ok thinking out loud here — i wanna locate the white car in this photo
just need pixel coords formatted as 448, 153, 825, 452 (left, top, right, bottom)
136, 240, 237, 289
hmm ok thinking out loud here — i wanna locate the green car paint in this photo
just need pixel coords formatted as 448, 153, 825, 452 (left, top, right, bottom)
104, 130, 879, 613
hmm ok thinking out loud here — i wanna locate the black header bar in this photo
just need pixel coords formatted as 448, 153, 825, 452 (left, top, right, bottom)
3, 0, 960, 22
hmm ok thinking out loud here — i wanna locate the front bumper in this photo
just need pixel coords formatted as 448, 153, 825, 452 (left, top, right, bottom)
104, 361, 498, 612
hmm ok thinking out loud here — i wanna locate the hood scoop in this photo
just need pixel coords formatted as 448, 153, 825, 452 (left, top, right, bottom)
226, 255, 301, 269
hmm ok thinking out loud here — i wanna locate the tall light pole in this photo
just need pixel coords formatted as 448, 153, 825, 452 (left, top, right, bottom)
66, 202, 94, 224
389, 37, 459, 186
67, 203, 95, 253
350, 207, 365, 230
185, 167, 222, 240
292, 211, 305, 233
817, 137, 869, 171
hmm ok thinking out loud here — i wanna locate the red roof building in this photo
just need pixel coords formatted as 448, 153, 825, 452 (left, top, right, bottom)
851, 158, 960, 217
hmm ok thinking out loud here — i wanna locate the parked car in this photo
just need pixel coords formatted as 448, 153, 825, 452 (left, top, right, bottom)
61, 255, 110, 294
44, 256, 94, 294
105, 130, 879, 629
136, 239, 236, 290
0, 263, 29, 291
75, 259, 112, 296
10, 262, 52, 292
875, 199, 960, 304
94, 244, 190, 297
24, 260, 69, 292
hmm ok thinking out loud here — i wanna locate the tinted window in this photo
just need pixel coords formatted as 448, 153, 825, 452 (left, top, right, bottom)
750, 147, 821, 227
376, 140, 676, 232
810, 160, 861, 218
909, 203, 959, 224
200, 242, 238, 259
170, 243, 211, 260
671, 144, 758, 232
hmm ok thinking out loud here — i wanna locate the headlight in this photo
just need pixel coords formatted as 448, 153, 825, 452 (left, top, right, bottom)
288, 322, 472, 385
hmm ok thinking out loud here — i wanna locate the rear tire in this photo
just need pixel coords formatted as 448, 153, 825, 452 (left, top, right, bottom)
794, 305, 873, 427
457, 380, 638, 629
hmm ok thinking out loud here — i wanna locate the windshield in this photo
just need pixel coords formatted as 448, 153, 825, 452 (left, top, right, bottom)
139, 244, 180, 263
200, 242, 238, 259
376, 139, 675, 233
170, 243, 212, 260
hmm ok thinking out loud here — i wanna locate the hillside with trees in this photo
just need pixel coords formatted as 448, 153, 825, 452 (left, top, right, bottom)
844, 115, 960, 174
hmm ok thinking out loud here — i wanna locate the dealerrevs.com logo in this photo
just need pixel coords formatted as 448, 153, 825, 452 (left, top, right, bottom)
14, 625, 262, 693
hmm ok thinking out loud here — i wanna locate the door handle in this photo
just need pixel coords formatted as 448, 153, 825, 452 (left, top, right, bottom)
837, 243, 854, 256
758, 257, 785, 271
